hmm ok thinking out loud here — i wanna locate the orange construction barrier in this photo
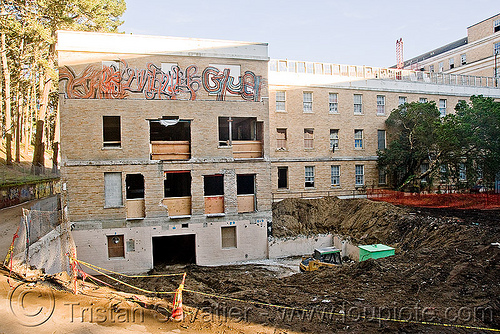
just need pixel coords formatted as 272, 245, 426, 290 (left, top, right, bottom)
171, 273, 186, 321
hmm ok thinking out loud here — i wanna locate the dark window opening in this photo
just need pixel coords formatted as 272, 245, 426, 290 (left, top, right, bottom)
103, 116, 121, 147
150, 119, 190, 141
237, 174, 255, 195
495, 25, 500, 33
204, 175, 224, 196
164, 172, 191, 197
126, 174, 144, 199
278, 167, 288, 189
107, 235, 125, 258
218, 117, 260, 145
152, 235, 196, 265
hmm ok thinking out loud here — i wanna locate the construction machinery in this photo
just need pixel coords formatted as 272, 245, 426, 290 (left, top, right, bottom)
299, 247, 342, 272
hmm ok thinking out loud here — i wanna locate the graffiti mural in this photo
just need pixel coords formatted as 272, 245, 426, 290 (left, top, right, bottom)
59, 61, 262, 102
202, 66, 262, 102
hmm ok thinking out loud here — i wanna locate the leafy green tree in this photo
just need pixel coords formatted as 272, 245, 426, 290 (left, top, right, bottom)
379, 96, 500, 191
1, 0, 125, 172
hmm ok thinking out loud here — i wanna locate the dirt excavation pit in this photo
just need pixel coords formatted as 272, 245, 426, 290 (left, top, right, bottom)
103, 197, 500, 333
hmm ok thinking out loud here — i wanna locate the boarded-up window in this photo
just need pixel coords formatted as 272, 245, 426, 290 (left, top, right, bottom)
237, 174, 255, 195
107, 235, 125, 258
164, 171, 191, 197
104, 172, 122, 207
221, 226, 237, 248
204, 175, 224, 196
103, 116, 121, 147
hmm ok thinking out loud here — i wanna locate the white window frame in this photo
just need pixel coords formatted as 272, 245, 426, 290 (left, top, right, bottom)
304, 128, 314, 149
303, 92, 313, 113
378, 167, 387, 185
377, 95, 385, 115
275, 91, 286, 112
459, 163, 467, 181
438, 61, 444, 72
449, 58, 454, 69
305, 166, 315, 188
329, 93, 338, 114
419, 97, 428, 103
377, 130, 386, 150
355, 165, 364, 186
353, 94, 363, 114
330, 129, 339, 150
429, 65, 435, 72
398, 96, 407, 106
461, 54, 466, 66
331, 165, 340, 187
439, 99, 447, 117
354, 129, 363, 149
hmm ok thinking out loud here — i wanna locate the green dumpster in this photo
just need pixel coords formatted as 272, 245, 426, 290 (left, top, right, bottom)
358, 244, 395, 262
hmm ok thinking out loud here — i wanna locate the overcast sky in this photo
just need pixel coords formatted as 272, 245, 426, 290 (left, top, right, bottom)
120, 0, 500, 68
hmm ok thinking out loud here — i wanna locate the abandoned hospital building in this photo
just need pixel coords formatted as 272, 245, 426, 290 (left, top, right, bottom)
57, 13, 500, 273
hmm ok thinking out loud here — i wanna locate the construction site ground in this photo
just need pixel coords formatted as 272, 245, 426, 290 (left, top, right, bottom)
1, 197, 499, 333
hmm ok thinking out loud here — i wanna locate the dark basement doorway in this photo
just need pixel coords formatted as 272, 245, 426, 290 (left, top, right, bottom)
152, 235, 196, 266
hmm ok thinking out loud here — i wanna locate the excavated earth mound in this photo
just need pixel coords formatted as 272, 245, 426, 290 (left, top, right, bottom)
112, 198, 500, 333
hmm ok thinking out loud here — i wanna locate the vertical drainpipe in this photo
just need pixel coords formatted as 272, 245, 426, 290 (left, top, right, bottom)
228, 117, 233, 146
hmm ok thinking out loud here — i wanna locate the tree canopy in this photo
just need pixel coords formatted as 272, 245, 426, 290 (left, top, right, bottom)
378, 96, 500, 191
1, 0, 125, 170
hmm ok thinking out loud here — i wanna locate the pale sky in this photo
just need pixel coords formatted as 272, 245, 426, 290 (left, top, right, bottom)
120, 0, 500, 68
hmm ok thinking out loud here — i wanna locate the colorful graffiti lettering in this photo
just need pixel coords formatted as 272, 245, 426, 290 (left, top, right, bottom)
60, 61, 201, 100
59, 62, 262, 102
202, 66, 262, 102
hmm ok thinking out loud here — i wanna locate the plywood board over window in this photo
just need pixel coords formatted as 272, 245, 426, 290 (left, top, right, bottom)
107, 235, 124, 258
221, 226, 237, 248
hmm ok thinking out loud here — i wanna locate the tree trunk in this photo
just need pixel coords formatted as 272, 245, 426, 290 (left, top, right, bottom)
1, 32, 12, 165
32, 120, 44, 174
52, 141, 58, 173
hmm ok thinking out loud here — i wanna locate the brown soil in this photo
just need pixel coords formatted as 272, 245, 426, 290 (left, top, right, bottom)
109, 197, 500, 333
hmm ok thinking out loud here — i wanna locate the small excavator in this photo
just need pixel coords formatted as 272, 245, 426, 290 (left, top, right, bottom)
299, 247, 342, 272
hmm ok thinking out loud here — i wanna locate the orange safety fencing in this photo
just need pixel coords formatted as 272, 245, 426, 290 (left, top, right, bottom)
367, 189, 500, 210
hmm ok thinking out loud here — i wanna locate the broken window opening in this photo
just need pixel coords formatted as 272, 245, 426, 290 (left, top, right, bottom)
237, 174, 256, 213
126, 174, 144, 199
103, 116, 121, 147
150, 118, 191, 160
204, 175, 224, 215
218, 117, 261, 146
278, 167, 288, 189
153, 235, 196, 265
163, 171, 191, 217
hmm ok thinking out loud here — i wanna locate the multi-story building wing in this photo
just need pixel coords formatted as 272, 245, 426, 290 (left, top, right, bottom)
268, 60, 500, 198
57, 31, 271, 273
403, 13, 500, 81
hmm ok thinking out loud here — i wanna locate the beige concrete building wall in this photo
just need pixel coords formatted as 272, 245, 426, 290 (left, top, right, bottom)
467, 13, 500, 43
58, 31, 271, 273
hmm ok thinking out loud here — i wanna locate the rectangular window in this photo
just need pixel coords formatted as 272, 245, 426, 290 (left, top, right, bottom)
398, 96, 407, 106
461, 54, 466, 66
288, 61, 296, 72
420, 163, 429, 183
218, 117, 259, 146
495, 19, 500, 32
237, 174, 255, 213
221, 226, 237, 248
439, 99, 447, 117
354, 129, 363, 149
495, 43, 500, 55
276, 128, 287, 150
419, 97, 428, 103
376, 95, 385, 115
304, 128, 314, 149
449, 58, 454, 69
103, 116, 121, 148
459, 163, 467, 181
306, 63, 314, 74
164, 171, 191, 197
278, 167, 288, 189
104, 172, 122, 208
278, 60, 287, 72
297, 62, 306, 73
330, 129, 339, 150
303, 92, 313, 113
438, 62, 444, 72
331, 165, 340, 187
329, 93, 338, 113
353, 94, 362, 114
107, 235, 125, 258
355, 165, 364, 186
305, 166, 315, 188
429, 64, 434, 72
276, 91, 286, 111
378, 167, 387, 185
204, 175, 224, 196
377, 130, 386, 150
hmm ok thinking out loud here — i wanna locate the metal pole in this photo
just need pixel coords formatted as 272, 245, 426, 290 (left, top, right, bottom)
495, 50, 498, 87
